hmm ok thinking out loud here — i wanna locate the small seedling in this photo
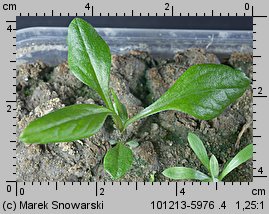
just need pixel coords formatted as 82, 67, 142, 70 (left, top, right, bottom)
20, 18, 250, 180
162, 133, 253, 181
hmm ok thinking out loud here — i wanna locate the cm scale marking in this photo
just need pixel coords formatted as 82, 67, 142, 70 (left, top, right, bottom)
1, 0, 268, 214
2, 181, 267, 212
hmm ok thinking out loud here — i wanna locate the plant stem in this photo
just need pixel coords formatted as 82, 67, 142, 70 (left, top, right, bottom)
111, 113, 124, 132
101, 92, 114, 111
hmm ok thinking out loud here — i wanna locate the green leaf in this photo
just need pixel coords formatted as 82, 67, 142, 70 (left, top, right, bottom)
222, 158, 232, 170
111, 89, 128, 123
19, 104, 111, 144
162, 167, 210, 181
104, 143, 133, 180
125, 64, 250, 127
68, 18, 112, 108
209, 155, 219, 180
219, 144, 253, 181
108, 139, 118, 146
188, 133, 210, 170
149, 172, 156, 182
126, 140, 139, 148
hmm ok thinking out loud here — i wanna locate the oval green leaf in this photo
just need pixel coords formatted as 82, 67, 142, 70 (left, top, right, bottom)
68, 18, 112, 108
209, 155, 219, 179
188, 133, 210, 171
19, 104, 112, 144
219, 144, 253, 181
125, 64, 250, 127
162, 167, 210, 181
104, 143, 133, 180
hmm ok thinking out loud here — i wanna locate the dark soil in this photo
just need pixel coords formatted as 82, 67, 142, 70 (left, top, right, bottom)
16, 48, 253, 182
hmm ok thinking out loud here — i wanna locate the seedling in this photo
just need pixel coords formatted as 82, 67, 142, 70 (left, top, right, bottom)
162, 133, 253, 181
19, 18, 250, 180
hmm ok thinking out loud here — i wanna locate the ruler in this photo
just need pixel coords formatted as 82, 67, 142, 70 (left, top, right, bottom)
1, 0, 268, 213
